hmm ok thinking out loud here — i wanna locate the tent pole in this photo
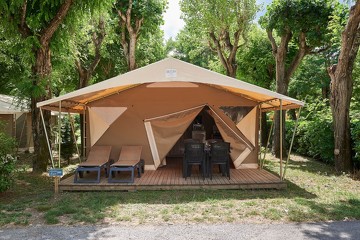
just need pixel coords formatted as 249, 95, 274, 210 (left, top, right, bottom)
68, 112, 81, 163
260, 115, 274, 169
280, 99, 283, 180
58, 101, 62, 168
258, 105, 262, 167
283, 106, 302, 179
40, 107, 55, 168
83, 106, 87, 157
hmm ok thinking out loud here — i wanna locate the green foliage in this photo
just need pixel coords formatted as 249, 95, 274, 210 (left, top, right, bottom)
260, 0, 336, 48
284, 100, 334, 164
172, 26, 216, 69
236, 26, 275, 87
0, 121, 17, 192
60, 117, 75, 162
289, 54, 330, 101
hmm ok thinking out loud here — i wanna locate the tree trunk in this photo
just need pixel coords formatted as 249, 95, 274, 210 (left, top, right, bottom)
328, 2, 360, 172
31, 45, 52, 172
272, 45, 288, 158
330, 72, 352, 171
128, 34, 137, 71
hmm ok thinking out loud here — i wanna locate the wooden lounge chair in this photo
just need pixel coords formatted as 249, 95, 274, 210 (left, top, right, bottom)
74, 145, 112, 183
108, 146, 144, 183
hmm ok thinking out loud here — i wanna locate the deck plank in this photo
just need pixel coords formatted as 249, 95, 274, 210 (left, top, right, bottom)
60, 158, 285, 191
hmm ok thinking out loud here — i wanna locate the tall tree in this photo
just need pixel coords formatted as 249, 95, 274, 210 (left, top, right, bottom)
260, 0, 340, 157
115, 0, 166, 71
328, 1, 360, 172
180, 0, 257, 78
0, 0, 75, 172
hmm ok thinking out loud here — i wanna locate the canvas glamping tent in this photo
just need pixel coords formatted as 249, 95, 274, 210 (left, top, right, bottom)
37, 58, 304, 171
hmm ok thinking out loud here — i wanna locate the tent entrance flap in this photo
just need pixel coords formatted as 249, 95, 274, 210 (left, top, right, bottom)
207, 106, 255, 168
144, 105, 204, 169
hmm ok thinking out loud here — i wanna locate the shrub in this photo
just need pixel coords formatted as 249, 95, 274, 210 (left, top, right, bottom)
285, 117, 334, 164
0, 121, 17, 192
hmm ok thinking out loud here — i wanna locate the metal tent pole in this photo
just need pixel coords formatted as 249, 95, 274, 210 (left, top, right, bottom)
283, 107, 302, 179
40, 107, 55, 168
68, 112, 81, 163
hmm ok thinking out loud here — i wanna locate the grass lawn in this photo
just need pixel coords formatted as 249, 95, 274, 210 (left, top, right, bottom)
1, 154, 360, 227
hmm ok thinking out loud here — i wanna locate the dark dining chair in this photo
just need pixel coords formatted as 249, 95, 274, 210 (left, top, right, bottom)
183, 142, 206, 180
209, 142, 230, 180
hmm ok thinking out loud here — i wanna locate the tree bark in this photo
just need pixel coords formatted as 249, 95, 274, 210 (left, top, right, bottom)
17, 0, 74, 172
328, 2, 360, 172
31, 45, 52, 172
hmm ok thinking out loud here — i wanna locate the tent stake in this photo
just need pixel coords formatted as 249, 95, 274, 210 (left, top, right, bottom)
280, 99, 283, 180
40, 107, 55, 168
68, 112, 81, 163
283, 106, 302, 179
260, 115, 274, 169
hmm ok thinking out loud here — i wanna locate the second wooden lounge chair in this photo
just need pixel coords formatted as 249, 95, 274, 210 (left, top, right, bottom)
108, 146, 144, 183
74, 145, 112, 183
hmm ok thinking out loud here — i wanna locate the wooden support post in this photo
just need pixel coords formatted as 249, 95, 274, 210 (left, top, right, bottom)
58, 101, 62, 168
258, 105, 262, 166
280, 99, 283, 180
83, 107, 87, 157
54, 177, 59, 194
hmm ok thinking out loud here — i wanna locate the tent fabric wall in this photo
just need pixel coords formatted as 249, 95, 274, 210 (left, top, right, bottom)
88, 107, 127, 146
86, 83, 261, 169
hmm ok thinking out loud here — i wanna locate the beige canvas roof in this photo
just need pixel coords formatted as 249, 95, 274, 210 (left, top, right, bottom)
37, 58, 304, 112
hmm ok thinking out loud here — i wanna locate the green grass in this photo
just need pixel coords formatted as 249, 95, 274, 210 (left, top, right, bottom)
1, 154, 360, 226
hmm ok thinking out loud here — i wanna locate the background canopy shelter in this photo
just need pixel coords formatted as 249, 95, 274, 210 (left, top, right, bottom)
37, 58, 304, 170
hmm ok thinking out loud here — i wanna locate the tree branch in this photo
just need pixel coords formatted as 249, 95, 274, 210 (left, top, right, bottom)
17, 0, 32, 37
267, 29, 278, 56
285, 32, 307, 81
88, 18, 106, 76
209, 31, 228, 70
39, 0, 74, 45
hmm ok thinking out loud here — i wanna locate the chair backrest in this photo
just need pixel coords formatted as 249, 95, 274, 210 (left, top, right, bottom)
184, 142, 205, 163
119, 146, 142, 161
86, 145, 112, 163
210, 142, 230, 163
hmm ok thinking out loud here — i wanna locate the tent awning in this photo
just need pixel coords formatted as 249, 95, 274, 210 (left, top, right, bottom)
37, 58, 304, 112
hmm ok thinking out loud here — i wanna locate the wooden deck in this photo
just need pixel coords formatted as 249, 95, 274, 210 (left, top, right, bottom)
59, 158, 286, 191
